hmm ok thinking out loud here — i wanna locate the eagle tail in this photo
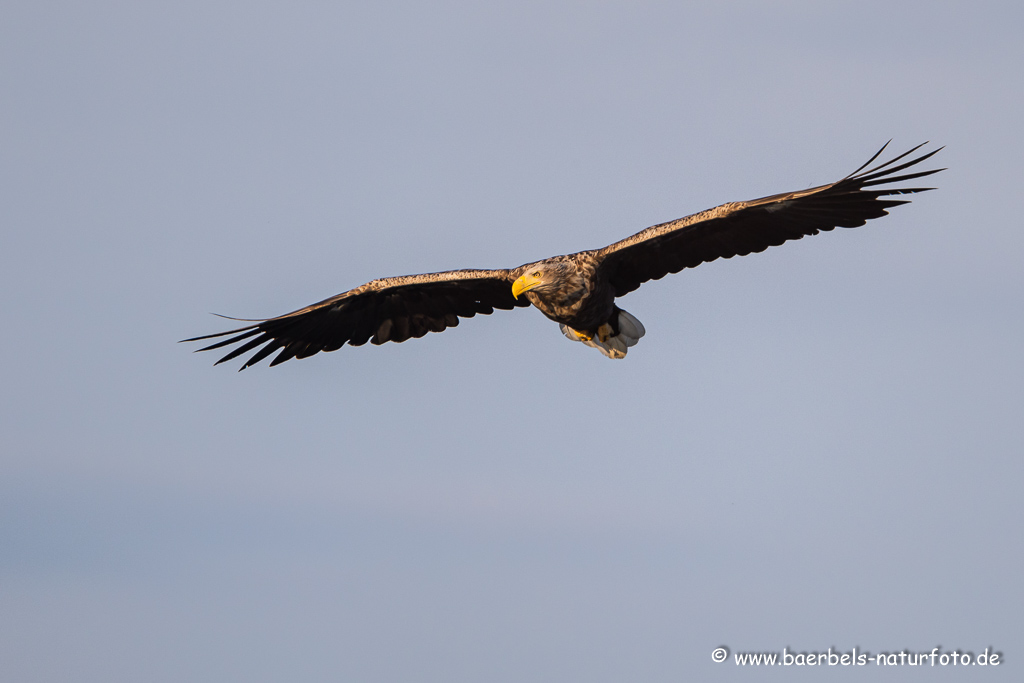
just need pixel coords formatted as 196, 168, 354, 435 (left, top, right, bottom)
560, 309, 646, 359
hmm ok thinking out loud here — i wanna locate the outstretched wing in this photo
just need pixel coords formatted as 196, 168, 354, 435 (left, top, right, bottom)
182, 269, 527, 369
596, 143, 943, 296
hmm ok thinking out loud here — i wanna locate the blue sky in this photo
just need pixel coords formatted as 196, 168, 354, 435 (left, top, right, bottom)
2, 1, 1021, 681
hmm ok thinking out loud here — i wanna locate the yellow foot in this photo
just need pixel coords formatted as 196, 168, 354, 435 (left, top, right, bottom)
572, 328, 593, 342
597, 323, 613, 342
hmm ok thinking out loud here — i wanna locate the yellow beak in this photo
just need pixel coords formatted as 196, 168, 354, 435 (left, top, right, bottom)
512, 273, 542, 299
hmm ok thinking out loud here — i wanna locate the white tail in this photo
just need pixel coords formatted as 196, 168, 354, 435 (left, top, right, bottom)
560, 309, 646, 359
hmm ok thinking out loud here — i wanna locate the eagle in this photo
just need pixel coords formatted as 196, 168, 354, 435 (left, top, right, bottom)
184, 142, 942, 367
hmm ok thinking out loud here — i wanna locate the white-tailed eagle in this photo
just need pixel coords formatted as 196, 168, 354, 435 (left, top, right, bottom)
184, 142, 942, 367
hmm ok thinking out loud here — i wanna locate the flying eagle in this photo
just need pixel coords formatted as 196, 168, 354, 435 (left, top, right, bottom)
185, 142, 942, 367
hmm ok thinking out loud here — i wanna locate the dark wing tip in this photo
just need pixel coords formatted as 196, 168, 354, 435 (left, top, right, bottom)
179, 327, 259, 345
180, 313, 267, 344
845, 139, 893, 178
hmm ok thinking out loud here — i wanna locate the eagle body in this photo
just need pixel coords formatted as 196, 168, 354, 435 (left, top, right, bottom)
513, 254, 608, 328
510, 254, 643, 358
185, 143, 942, 368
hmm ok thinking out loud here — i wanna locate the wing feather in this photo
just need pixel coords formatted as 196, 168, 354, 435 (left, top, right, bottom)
182, 269, 527, 368
596, 144, 943, 296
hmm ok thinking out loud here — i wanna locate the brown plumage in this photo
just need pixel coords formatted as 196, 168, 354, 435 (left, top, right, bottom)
184, 142, 942, 367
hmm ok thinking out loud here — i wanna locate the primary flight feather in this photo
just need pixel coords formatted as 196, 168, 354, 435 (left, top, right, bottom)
184, 142, 942, 367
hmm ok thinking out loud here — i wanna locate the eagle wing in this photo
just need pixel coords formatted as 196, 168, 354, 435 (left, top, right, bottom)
595, 142, 943, 296
183, 269, 528, 369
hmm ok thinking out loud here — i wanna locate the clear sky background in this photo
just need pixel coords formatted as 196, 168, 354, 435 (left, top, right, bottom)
2, 1, 1021, 681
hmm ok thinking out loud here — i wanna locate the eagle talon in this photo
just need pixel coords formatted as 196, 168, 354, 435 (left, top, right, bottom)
573, 329, 593, 342
597, 324, 613, 343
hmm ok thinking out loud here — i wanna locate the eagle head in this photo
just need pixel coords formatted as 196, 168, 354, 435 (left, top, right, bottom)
511, 260, 579, 300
